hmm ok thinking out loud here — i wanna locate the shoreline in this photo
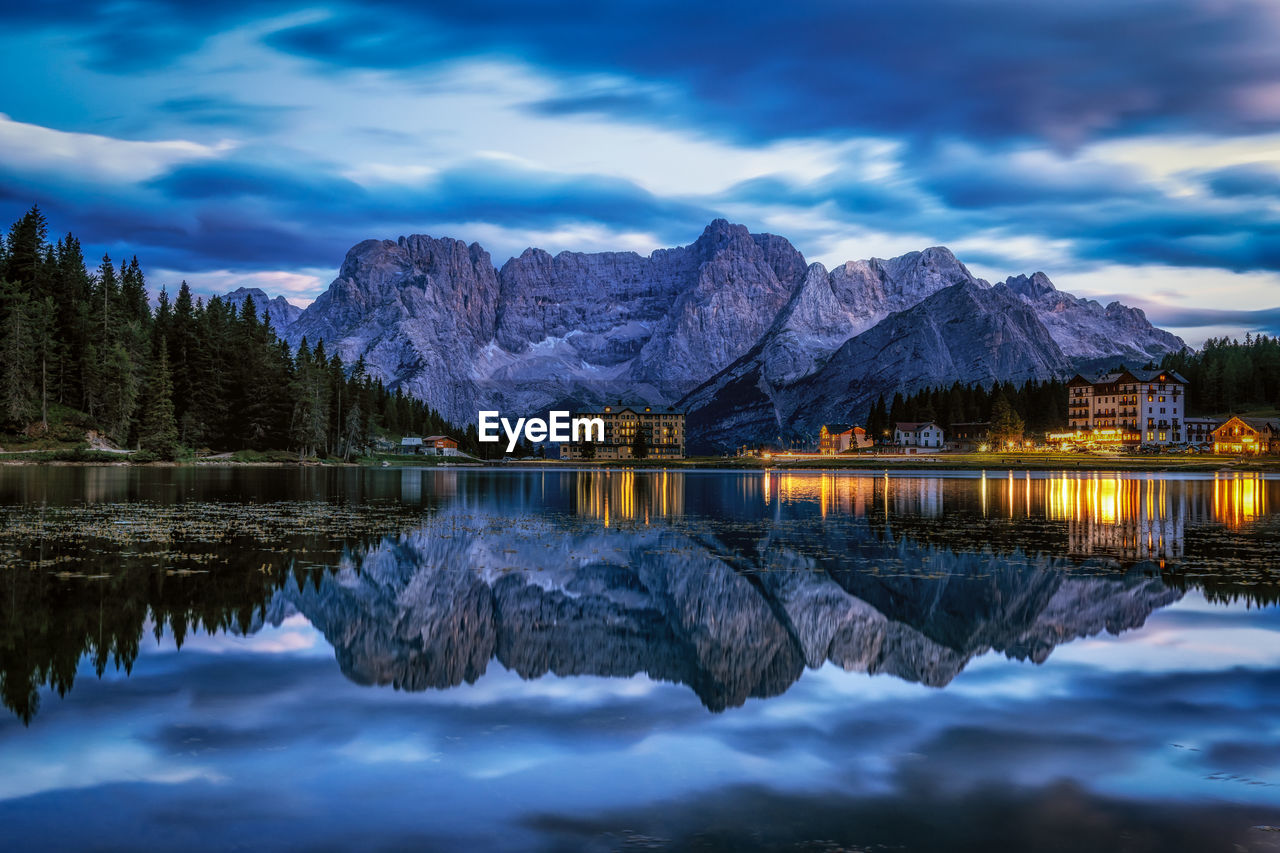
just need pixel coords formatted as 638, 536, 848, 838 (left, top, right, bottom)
2, 453, 1278, 474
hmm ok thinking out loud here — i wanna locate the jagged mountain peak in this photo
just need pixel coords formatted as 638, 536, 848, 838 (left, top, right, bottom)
223, 286, 302, 331
1005, 271, 1057, 299
682, 279, 1072, 452
998, 270, 1187, 369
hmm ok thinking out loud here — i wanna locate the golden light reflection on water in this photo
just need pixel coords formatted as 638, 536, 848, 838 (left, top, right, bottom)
575, 469, 683, 524
1044, 474, 1182, 561
569, 468, 1272, 560
1214, 471, 1266, 529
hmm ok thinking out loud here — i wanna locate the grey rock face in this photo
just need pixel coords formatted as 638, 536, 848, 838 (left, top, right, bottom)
1004, 271, 1187, 369
677, 247, 984, 449
763, 247, 983, 387
286, 220, 804, 423
684, 281, 1073, 451
286, 236, 502, 423
223, 287, 302, 332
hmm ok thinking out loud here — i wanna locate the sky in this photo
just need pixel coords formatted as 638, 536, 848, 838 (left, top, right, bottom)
2, 1, 1280, 347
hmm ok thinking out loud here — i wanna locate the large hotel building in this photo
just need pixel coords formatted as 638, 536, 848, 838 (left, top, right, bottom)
1065, 368, 1189, 446
560, 403, 686, 460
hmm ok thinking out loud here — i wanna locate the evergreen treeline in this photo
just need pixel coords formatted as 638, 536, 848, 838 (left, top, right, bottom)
864, 378, 1070, 439
1160, 335, 1280, 416
0, 206, 456, 458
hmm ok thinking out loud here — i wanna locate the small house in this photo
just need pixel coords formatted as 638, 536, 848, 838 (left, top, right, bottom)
819, 424, 853, 454
1184, 417, 1222, 448
819, 424, 872, 454
1212, 417, 1279, 455
894, 421, 944, 451
422, 435, 462, 457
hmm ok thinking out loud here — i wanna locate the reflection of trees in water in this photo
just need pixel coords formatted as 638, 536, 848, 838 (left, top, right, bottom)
1, 542, 303, 723
0, 500, 425, 723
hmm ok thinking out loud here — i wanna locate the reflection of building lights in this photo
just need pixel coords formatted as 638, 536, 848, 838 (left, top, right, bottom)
577, 470, 684, 524
1045, 474, 1184, 561
1214, 472, 1265, 529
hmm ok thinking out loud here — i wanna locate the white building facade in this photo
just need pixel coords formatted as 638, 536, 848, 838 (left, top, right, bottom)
1066, 368, 1189, 446
894, 421, 945, 449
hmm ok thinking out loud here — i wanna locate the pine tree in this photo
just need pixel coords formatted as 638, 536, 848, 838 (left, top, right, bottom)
3, 206, 47, 288
139, 344, 179, 459
0, 280, 37, 429
989, 394, 1025, 449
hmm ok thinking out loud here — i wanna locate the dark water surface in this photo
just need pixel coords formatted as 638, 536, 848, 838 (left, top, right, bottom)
1, 466, 1278, 852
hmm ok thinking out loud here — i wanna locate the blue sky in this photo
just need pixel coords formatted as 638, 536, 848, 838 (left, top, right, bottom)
3, 1, 1280, 345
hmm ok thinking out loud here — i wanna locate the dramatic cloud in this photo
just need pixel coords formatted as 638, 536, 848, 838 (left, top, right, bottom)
261, 1, 1280, 147
2, 0, 1280, 341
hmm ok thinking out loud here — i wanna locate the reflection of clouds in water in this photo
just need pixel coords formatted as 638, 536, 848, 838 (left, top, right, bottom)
140, 613, 327, 658
336, 736, 442, 765
5, 649, 1278, 851
7, 603, 1280, 810
1035, 591, 1280, 672
0, 733, 227, 801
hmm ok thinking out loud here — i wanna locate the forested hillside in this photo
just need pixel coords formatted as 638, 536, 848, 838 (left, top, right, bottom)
0, 206, 454, 459
862, 379, 1069, 439
1160, 335, 1280, 416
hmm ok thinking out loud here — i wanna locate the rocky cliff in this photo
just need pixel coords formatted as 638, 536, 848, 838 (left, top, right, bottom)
682, 280, 1075, 451
285, 220, 804, 422
1004, 272, 1188, 370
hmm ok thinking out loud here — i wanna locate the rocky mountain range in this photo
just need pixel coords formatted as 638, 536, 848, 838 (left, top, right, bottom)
1002, 272, 1187, 372
266, 507, 1180, 710
249, 220, 1185, 448
223, 286, 302, 332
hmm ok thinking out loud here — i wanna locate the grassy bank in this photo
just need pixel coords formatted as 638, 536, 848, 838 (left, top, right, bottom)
498, 451, 1280, 473
5, 448, 1278, 473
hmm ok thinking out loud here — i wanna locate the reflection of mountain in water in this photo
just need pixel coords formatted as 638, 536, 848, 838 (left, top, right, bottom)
278, 507, 1181, 710
5, 467, 1274, 720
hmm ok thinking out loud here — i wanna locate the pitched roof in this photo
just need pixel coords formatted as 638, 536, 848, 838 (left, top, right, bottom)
895, 421, 940, 432
1218, 416, 1279, 432
821, 423, 854, 434
400, 437, 423, 445
1092, 367, 1188, 385
575, 401, 684, 415
422, 435, 456, 442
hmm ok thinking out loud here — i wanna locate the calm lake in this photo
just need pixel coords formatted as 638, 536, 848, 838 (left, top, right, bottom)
1, 466, 1278, 852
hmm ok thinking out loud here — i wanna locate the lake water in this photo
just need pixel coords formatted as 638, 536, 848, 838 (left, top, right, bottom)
1, 466, 1278, 852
